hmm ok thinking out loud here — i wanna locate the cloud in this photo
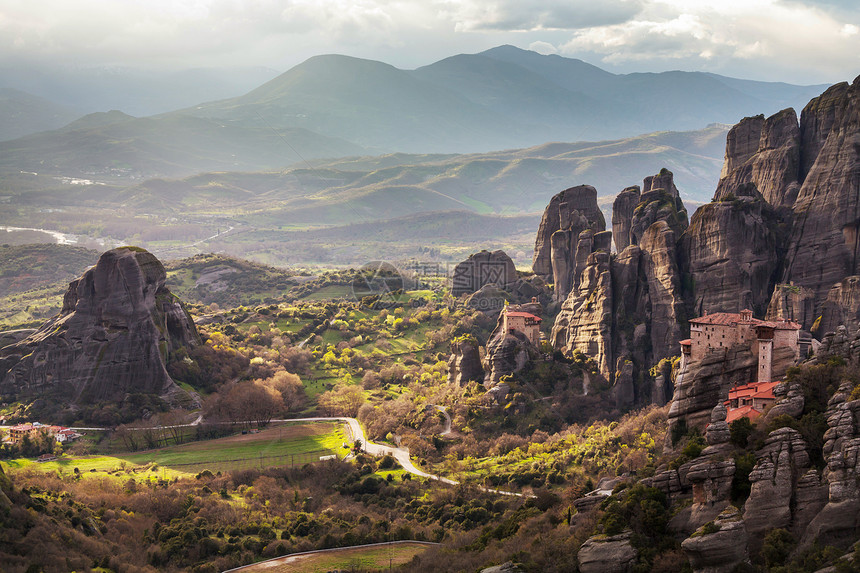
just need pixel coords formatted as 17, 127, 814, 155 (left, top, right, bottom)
529, 41, 558, 54
0, 0, 438, 68
0, 0, 856, 84
441, 0, 643, 32
559, 0, 860, 82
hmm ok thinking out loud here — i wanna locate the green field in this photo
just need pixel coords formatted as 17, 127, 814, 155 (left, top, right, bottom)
2, 422, 348, 478
235, 542, 433, 572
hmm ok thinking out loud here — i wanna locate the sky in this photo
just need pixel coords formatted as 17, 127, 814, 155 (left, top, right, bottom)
0, 0, 858, 84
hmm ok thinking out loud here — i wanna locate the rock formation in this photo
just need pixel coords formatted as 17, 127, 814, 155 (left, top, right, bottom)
766, 282, 816, 328
714, 110, 801, 208
577, 531, 637, 573
551, 249, 614, 380
743, 427, 813, 551
816, 276, 860, 338
532, 185, 605, 302
681, 506, 750, 573
778, 78, 860, 326
0, 247, 200, 411
551, 169, 688, 406
799, 382, 860, 550
630, 172, 688, 246
452, 250, 517, 297
682, 182, 785, 317
447, 336, 484, 386
612, 186, 640, 252
482, 307, 540, 388
668, 346, 758, 431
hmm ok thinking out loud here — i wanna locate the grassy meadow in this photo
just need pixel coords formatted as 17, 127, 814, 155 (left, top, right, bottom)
1, 422, 348, 479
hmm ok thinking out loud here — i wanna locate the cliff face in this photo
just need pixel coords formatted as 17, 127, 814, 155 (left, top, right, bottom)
0, 247, 200, 409
551, 250, 614, 380
682, 183, 785, 317
779, 78, 860, 326
448, 337, 484, 386
715, 110, 801, 208
532, 185, 605, 302
552, 170, 688, 407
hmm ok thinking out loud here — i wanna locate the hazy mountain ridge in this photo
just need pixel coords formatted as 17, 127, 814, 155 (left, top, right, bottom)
0, 88, 79, 142
177, 45, 828, 153
0, 113, 366, 180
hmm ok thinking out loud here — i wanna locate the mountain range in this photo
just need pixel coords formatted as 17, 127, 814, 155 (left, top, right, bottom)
0, 45, 829, 155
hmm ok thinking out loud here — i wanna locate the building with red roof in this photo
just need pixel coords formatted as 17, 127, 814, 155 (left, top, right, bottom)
725, 380, 780, 423
679, 309, 801, 384
503, 307, 542, 347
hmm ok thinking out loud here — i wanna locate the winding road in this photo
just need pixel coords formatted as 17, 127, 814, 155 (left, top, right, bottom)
288, 415, 527, 497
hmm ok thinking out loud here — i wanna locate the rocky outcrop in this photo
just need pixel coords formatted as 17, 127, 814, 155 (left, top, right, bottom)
715, 109, 801, 208
639, 222, 686, 364
551, 169, 688, 405
452, 250, 517, 297
483, 332, 533, 387
767, 282, 816, 328
668, 345, 757, 432
816, 276, 860, 338
448, 337, 484, 386
684, 404, 735, 528
720, 115, 765, 179
483, 308, 539, 387
578, 531, 637, 573
551, 250, 614, 381
812, 325, 860, 366
764, 380, 806, 421
780, 78, 860, 322
743, 427, 812, 551
682, 183, 785, 317
612, 186, 640, 252
799, 383, 860, 551
532, 185, 605, 301
0, 248, 200, 410
681, 506, 750, 573
630, 170, 688, 246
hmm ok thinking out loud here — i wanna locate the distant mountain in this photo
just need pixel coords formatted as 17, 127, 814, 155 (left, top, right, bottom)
177, 45, 828, 153
0, 88, 79, 142
480, 45, 826, 125
182, 54, 534, 153
0, 64, 279, 117
111, 124, 728, 225
0, 46, 828, 174
0, 112, 366, 179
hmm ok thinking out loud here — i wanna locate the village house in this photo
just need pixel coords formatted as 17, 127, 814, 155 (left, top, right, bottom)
724, 380, 779, 423
4, 422, 80, 445
679, 309, 802, 384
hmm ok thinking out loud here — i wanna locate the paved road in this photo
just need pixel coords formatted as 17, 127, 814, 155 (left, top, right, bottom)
432, 405, 452, 436
285, 416, 527, 496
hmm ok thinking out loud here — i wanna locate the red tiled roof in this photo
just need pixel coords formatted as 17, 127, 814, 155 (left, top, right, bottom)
756, 320, 802, 330
505, 311, 542, 321
726, 405, 763, 423
728, 381, 778, 401
690, 311, 801, 330
689, 312, 750, 326
680, 339, 692, 345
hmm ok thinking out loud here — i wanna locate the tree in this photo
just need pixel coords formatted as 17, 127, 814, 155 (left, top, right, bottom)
259, 370, 306, 412
317, 385, 365, 417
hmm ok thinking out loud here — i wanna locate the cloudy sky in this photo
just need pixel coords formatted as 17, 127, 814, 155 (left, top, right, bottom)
1, 0, 858, 84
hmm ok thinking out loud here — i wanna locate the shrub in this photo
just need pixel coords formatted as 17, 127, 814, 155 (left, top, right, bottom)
729, 417, 754, 448
760, 528, 795, 568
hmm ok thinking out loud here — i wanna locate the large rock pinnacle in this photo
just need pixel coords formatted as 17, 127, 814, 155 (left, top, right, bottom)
0, 247, 200, 411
